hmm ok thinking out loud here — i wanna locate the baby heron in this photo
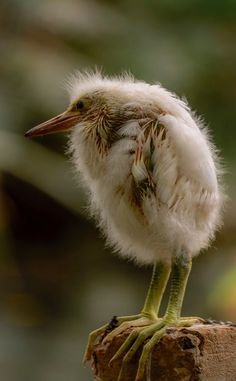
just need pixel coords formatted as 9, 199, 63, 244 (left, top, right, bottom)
26, 72, 224, 381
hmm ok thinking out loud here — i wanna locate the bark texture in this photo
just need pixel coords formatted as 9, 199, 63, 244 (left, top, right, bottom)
90, 322, 236, 381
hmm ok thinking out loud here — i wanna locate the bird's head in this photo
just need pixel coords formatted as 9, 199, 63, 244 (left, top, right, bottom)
25, 72, 144, 151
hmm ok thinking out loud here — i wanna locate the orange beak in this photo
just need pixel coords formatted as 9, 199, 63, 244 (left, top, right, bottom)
25, 110, 80, 138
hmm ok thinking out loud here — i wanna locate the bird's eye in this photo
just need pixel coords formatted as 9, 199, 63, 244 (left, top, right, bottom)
75, 100, 84, 110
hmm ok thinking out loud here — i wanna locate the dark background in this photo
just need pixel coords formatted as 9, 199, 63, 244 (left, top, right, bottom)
0, 1, 236, 380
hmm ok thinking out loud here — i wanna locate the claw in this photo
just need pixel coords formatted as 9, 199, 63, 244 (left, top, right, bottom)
135, 327, 165, 381
117, 361, 128, 381
83, 323, 108, 363
109, 328, 142, 365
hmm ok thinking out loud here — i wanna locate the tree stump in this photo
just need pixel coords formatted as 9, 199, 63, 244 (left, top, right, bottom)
90, 322, 236, 381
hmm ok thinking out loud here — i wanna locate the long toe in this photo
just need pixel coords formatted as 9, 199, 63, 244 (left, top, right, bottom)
83, 323, 108, 363
135, 327, 166, 381
109, 328, 143, 365
103, 317, 153, 345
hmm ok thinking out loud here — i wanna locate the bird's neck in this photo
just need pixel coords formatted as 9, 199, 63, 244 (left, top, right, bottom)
69, 125, 109, 182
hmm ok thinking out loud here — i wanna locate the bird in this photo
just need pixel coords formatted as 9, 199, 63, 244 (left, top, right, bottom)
25, 70, 224, 381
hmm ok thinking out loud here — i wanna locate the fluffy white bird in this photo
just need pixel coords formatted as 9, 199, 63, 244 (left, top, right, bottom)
25, 71, 224, 381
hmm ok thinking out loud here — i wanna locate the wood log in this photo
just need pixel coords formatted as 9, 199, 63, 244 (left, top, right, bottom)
90, 322, 236, 381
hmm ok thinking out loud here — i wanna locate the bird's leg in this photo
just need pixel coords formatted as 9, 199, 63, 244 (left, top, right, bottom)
141, 261, 171, 319
103, 261, 171, 345
116, 252, 202, 381
83, 261, 170, 363
162, 252, 192, 323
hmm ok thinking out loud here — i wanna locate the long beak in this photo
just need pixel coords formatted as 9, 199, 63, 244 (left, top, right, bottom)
25, 110, 80, 138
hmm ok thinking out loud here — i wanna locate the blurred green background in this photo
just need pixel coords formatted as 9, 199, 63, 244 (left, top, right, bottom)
0, 1, 236, 380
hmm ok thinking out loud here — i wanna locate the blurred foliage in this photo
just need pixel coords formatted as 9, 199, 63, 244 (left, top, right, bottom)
209, 259, 236, 319
0, 1, 236, 380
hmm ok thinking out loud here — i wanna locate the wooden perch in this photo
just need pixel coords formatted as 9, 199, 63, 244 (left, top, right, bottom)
90, 322, 236, 381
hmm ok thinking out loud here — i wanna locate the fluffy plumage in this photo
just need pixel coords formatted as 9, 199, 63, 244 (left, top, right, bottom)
25, 70, 226, 380
68, 71, 224, 264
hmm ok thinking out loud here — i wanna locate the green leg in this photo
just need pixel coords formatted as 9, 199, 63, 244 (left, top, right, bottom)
141, 261, 171, 319
164, 252, 192, 321
116, 252, 202, 381
83, 261, 171, 362
104, 261, 171, 347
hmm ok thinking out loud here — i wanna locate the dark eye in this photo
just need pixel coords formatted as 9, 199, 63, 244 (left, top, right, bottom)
75, 100, 84, 110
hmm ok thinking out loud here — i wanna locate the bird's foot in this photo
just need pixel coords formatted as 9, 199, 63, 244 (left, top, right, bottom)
110, 315, 203, 381
83, 313, 156, 363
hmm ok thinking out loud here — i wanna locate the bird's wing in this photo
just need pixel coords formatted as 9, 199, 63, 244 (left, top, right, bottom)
131, 114, 219, 214
131, 120, 162, 208
158, 113, 218, 193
